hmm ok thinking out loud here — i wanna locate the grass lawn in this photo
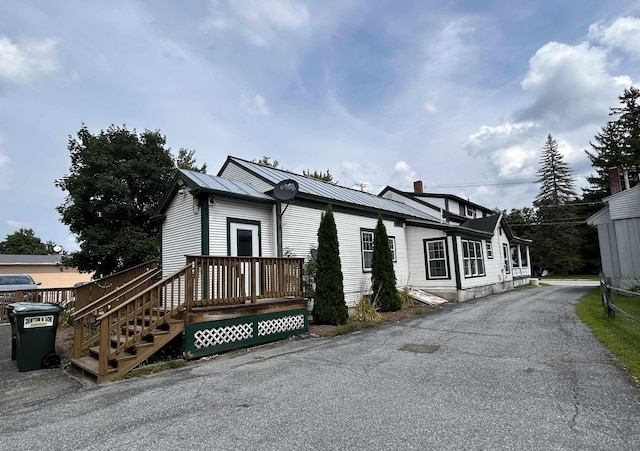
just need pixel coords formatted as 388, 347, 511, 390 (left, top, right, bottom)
576, 288, 640, 386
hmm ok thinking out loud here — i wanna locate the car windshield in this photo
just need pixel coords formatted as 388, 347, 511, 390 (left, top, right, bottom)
0, 275, 35, 285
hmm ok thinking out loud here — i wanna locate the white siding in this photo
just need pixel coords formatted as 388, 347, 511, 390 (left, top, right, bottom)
219, 162, 274, 192
208, 198, 275, 257
281, 204, 409, 306
162, 193, 201, 277
609, 186, 640, 220
404, 226, 454, 289
613, 218, 640, 285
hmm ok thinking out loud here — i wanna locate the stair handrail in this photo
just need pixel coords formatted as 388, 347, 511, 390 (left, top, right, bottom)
74, 268, 160, 321
72, 268, 160, 359
96, 264, 193, 375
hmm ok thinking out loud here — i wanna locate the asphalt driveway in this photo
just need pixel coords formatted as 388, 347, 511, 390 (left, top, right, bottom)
1, 284, 639, 450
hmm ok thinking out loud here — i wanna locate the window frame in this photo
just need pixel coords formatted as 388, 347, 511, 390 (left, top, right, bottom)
462, 239, 485, 278
360, 229, 397, 271
503, 243, 510, 274
424, 238, 450, 280
486, 241, 493, 259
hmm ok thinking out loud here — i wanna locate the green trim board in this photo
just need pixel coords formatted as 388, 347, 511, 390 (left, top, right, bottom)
183, 308, 308, 358
226, 218, 262, 256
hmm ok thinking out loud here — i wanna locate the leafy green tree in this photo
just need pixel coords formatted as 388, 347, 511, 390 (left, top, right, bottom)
533, 135, 581, 275
371, 215, 401, 311
176, 148, 207, 173
312, 204, 348, 325
0, 228, 56, 255
56, 124, 176, 277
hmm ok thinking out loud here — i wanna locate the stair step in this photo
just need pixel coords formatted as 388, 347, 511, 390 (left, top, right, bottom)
88, 346, 137, 363
71, 356, 117, 377
111, 336, 155, 349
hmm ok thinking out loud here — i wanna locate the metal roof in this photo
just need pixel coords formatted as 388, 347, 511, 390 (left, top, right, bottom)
226, 157, 440, 221
179, 169, 274, 202
0, 254, 62, 265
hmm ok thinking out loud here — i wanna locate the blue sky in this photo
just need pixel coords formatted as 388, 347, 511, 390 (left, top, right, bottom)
2, 0, 640, 252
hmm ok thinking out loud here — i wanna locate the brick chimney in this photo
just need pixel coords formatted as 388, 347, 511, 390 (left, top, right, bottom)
608, 167, 622, 194
413, 180, 423, 194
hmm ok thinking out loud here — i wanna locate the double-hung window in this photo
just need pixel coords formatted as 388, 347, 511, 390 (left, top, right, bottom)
361, 230, 374, 271
462, 239, 485, 277
360, 229, 397, 271
425, 239, 448, 279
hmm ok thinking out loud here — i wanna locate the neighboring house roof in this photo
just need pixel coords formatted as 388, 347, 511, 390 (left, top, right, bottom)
218, 157, 441, 222
0, 254, 62, 265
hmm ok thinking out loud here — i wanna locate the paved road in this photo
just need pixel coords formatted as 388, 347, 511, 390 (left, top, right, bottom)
1, 285, 639, 450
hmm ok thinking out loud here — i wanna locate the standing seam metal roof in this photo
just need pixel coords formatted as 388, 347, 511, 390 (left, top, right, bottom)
226, 157, 440, 221
179, 169, 274, 201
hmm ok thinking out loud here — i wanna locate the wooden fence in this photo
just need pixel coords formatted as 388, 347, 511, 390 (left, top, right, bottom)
600, 275, 640, 322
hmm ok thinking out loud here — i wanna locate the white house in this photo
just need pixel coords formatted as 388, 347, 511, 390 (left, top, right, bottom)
156, 156, 532, 305
586, 184, 640, 289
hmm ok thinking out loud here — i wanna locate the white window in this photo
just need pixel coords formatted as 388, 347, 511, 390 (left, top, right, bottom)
425, 239, 448, 279
503, 243, 510, 274
486, 242, 493, 259
462, 239, 485, 277
360, 230, 396, 270
361, 230, 374, 271
388, 237, 397, 262
465, 206, 476, 218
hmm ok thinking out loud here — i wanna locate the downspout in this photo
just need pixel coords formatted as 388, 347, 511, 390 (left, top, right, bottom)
198, 194, 210, 299
451, 234, 462, 291
276, 201, 283, 257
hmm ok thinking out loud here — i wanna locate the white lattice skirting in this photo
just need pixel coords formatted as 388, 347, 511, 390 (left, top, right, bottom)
258, 314, 305, 336
192, 314, 306, 349
194, 322, 253, 349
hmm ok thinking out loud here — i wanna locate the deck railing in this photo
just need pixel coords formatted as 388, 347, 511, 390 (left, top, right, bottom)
74, 256, 304, 372
186, 255, 304, 309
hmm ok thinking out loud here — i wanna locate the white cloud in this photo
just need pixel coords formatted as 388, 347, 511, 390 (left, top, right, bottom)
0, 136, 9, 191
589, 17, 640, 59
518, 41, 619, 127
208, 0, 309, 46
7, 220, 29, 229
0, 36, 58, 83
240, 94, 270, 115
465, 122, 539, 155
391, 160, 417, 186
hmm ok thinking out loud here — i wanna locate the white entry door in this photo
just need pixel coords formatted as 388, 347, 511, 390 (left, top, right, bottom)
230, 223, 260, 257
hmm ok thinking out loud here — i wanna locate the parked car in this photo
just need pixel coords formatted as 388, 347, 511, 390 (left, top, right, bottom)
0, 274, 41, 303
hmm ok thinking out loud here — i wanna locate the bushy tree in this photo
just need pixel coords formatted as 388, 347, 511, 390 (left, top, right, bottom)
533, 135, 581, 275
312, 205, 348, 325
56, 124, 176, 277
371, 215, 401, 311
0, 228, 57, 255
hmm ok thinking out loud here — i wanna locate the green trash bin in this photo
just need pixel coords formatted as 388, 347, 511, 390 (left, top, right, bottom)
7, 302, 64, 372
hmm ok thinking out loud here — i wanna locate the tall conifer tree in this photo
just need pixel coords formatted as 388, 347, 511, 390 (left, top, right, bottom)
371, 215, 401, 311
533, 134, 581, 275
312, 205, 348, 325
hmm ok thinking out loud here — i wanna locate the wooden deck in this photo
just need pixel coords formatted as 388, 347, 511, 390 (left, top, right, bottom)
70, 256, 306, 383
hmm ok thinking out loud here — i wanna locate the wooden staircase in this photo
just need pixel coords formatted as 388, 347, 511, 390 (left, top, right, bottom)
70, 265, 190, 383
72, 312, 184, 383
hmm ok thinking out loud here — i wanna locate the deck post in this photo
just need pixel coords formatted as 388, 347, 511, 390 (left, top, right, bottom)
251, 258, 257, 303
